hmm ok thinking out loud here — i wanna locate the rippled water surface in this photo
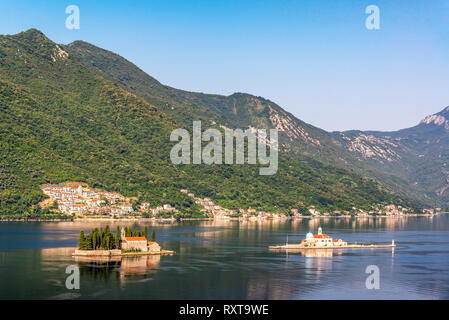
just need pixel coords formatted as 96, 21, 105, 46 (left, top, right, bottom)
0, 215, 448, 299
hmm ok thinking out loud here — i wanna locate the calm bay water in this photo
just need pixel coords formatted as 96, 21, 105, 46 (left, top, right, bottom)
0, 215, 448, 300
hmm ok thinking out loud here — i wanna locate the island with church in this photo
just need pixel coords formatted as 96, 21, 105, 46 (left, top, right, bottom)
269, 227, 396, 250
72, 226, 175, 257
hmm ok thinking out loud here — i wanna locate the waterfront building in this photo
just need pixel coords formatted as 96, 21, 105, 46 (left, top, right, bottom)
121, 236, 149, 252
141, 202, 151, 209
120, 228, 161, 252
120, 204, 134, 213
300, 227, 348, 248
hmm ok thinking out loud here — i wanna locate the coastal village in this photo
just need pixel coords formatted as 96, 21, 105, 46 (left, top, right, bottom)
40, 183, 439, 220
41, 183, 177, 218
181, 189, 438, 219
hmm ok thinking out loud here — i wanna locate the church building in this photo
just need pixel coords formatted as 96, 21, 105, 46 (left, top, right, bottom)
120, 228, 161, 252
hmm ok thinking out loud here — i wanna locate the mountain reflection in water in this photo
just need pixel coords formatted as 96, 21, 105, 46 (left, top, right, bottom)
1, 215, 448, 299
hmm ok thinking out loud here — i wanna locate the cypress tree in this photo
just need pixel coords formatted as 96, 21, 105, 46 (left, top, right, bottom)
115, 226, 121, 249
151, 229, 156, 242
105, 235, 110, 250
105, 225, 110, 239
92, 230, 97, 249
97, 232, 101, 249
78, 231, 85, 249
96, 230, 100, 249
126, 226, 132, 237
100, 228, 104, 247
86, 234, 93, 250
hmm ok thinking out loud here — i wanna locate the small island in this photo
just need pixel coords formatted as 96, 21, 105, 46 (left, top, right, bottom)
269, 227, 396, 250
73, 226, 175, 257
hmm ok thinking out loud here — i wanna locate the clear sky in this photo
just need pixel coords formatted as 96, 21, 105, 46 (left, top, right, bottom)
1, 0, 448, 132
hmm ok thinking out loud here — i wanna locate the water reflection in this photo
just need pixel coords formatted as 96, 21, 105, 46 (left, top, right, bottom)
120, 255, 160, 278
77, 258, 121, 282
40, 246, 162, 282
74, 255, 161, 281
27, 215, 443, 248
1, 214, 448, 299
293, 249, 334, 258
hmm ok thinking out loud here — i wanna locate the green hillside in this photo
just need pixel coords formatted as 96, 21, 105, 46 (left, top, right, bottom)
66, 39, 431, 208
0, 29, 420, 218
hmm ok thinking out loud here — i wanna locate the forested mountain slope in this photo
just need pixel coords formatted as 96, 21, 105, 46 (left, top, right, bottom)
66, 36, 443, 208
0, 29, 421, 217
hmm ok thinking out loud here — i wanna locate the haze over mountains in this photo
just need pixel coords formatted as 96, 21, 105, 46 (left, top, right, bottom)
1, 29, 447, 216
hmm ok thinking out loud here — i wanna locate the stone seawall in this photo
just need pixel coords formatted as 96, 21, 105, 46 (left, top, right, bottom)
268, 244, 396, 250
73, 249, 122, 256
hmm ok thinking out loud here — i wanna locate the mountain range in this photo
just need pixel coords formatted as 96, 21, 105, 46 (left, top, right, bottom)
65, 31, 449, 208
0, 29, 447, 217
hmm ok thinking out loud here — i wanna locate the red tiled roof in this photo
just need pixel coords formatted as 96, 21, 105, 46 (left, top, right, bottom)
123, 237, 147, 241
313, 234, 331, 239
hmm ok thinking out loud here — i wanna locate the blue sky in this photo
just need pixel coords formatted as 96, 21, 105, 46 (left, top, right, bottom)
1, 0, 448, 131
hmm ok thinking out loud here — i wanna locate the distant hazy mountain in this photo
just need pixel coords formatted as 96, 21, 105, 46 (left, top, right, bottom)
337, 107, 449, 206
0, 29, 436, 217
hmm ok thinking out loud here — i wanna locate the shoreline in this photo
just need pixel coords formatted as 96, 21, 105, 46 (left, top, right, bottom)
0, 218, 73, 222
72, 248, 175, 257
269, 244, 397, 250
0, 213, 442, 222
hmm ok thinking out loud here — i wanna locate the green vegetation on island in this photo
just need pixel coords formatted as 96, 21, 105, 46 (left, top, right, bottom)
78, 226, 117, 250
78, 225, 156, 250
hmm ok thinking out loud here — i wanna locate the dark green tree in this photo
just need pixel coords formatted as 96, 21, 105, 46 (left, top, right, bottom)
151, 229, 156, 242
78, 230, 86, 249
99, 228, 104, 247
126, 226, 132, 237
85, 234, 93, 250
115, 226, 121, 248
131, 199, 139, 211
105, 235, 111, 250
92, 230, 97, 249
